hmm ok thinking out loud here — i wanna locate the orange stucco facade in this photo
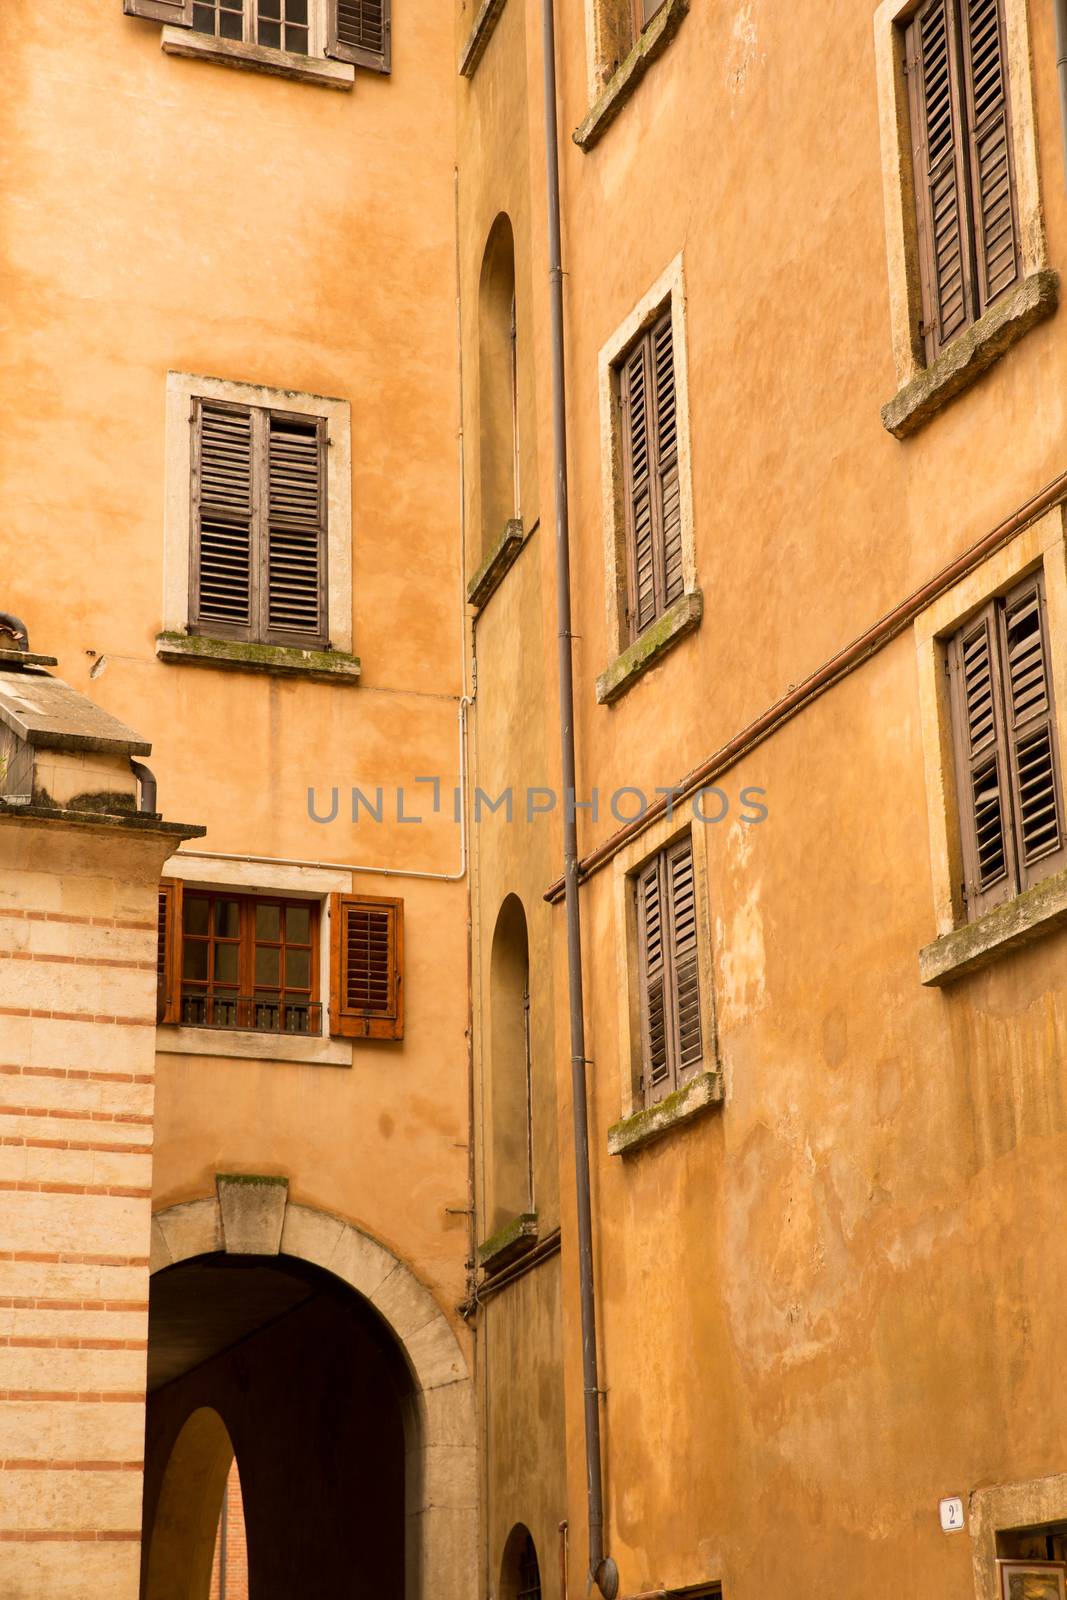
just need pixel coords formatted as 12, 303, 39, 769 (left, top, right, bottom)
5, 0, 1067, 1596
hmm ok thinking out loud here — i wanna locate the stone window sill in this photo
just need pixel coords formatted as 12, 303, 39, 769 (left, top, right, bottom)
156, 632, 362, 684
477, 1211, 538, 1274
467, 519, 532, 611
596, 590, 701, 705
574, 0, 689, 153
459, 0, 507, 77
157, 1025, 351, 1067
608, 1069, 723, 1156
881, 270, 1058, 439
161, 25, 355, 88
919, 866, 1067, 986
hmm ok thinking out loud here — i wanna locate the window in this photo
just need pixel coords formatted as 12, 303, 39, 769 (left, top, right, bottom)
500, 1526, 541, 1600
157, 884, 404, 1040
125, 0, 391, 72
995, 1562, 1067, 1599
904, 0, 1019, 363
946, 570, 1066, 920
635, 835, 703, 1106
191, 399, 328, 649
619, 307, 682, 642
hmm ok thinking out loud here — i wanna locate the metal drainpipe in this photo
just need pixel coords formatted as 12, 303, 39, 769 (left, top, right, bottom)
0, 613, 29, 650
130, 761, 157, 815
540, 1, 618, 1596
1055, 0, 1067, 186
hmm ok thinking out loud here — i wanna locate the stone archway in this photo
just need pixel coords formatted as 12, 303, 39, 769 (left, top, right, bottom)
143, 1407, 234, 1600
148, 1184, 477, 1600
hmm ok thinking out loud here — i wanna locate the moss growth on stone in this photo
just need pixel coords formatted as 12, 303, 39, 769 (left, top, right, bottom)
157, 633, 361, 681
574, 0, 690, 151
607, 1069, 723, 1156
216, 1172, 290, 1187
596, 590, 702, 705
478, 1211, 538, 1268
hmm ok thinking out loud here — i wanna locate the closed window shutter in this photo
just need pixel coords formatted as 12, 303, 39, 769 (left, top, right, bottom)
329, 893, 404, 1040
999, 574, 1066, 890
326, 0, 392, 72
157, 878, 183, 1025
651, 312, 684, 612
192, 401, 255, 639
621, 337, 659, 638
124, 0, 193, 22
266, 414, 327, 646
636, 858, 671, 1103
959, 0, 1020, 313
665, 837, 702, 1081
906, 0, 974, 361
949, 602, 1016, 917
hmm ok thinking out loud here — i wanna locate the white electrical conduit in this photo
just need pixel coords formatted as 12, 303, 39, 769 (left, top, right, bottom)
175, 696, 472, 883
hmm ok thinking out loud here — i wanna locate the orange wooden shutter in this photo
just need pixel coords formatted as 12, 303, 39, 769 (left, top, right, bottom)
329, 893, 404, 1040
948, 601, 1016, 918
157, 878, 183, 1025
635, 857, 671, 1104
959, 0, 1020, 315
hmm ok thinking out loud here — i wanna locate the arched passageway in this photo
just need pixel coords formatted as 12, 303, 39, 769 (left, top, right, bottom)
142, 1195, 477, 1600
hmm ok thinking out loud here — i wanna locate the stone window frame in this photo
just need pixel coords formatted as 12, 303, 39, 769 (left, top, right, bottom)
159, 372, 357, 678
158, 852, 354, 1065
159, 1, 356, 89
970, 1474, 1067, 1599
607, 808, 722, 1156
872, 0, 1053, 438
575, 0, 688, 152
595, 253, 701, 707
915, 505, 1067, 985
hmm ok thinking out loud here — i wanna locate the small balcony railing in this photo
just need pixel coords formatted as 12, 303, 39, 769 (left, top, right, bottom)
174, 994, 322, 1035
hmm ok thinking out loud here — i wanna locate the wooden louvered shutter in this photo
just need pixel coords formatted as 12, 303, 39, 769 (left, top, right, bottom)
326, 0, 392, 72
949, 601, 1018, 917
959, 0, 1020, 314
157, 878, 183, 1025
636, 858, 672, 1104
664, 837, 703, 1085
620, 309, 682, 643
265, 412, 328, 648
329, 893, 404, 1040
621, 336, 657, 639
651, 312, 684, 614
192, 400, 255, 640
999, 573, 1066, 892
906, 0, 974, 362
124, 0, 192, 22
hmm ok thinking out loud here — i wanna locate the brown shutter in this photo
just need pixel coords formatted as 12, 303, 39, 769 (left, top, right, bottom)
191, 401, 255, 640
621, 335, 659, 639
906, 0, 974, 361
948, 601, 1017, 917
650, 311, 684, 611
265, 413, 328, 648
665, 837, 702, 1081
959, 0, 1020, 313
329, 893, 404, 1040
999, 573, 1067, 891
326, 0, 392, 72
635, 858, 672, 1103
124, 0, 193, 22
157, 878, 183, 1025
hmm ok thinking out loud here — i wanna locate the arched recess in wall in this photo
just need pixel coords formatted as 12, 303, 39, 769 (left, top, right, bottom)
478, 213, 520, 558
500, 1523, 543, 1600
147, 1195, 477, 1600
489, 894, 532, 1233
143, 1406, 234, 1600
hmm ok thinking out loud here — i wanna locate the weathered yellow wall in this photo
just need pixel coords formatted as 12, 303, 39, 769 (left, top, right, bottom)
458, 0, 1067, 1595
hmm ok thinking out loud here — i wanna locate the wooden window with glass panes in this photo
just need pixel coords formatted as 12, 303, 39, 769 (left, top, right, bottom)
170, 890, 319, 1035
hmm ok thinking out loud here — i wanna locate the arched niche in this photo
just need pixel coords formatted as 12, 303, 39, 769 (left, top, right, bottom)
489, 893, 533, 1232
478, 213, 520, 556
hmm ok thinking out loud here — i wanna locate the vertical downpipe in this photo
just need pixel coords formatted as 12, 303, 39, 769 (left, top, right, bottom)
540, 1, 618, 1596
1056, 0, 1067, 188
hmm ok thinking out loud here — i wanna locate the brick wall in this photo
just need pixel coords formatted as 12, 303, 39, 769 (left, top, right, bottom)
0, 817, 184, 1600
208, 1459, 249, 1600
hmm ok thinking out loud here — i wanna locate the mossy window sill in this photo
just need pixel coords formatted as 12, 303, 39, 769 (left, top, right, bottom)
881, 270, 1058, 439
477, 1211, 538, 1273
156, 633, 362, 684
161, 25, 355, 87
608, 1069, 723, 1156
467, 519, 529, 611
596, 590, 701, 705
458, 0, 507, 77
574, 0, 689, 152
919, 866, 1067, 986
